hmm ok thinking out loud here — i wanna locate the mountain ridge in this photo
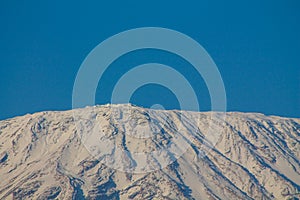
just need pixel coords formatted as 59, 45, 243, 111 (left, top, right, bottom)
0, 104, 299, 199
3, 103, 299, 121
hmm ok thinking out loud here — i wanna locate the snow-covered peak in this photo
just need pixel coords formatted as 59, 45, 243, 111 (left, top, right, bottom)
0, 105, 299, 199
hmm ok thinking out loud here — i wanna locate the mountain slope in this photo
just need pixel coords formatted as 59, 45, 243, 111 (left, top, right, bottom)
0, 104, 299, 199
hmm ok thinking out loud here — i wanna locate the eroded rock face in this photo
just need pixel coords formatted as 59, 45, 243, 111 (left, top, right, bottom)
0, 104, 299, 199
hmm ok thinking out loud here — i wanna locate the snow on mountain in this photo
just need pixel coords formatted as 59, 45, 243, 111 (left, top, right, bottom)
0, 104, 299, 199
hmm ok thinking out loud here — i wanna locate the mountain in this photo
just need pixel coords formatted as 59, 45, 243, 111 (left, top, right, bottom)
0, 104, 299, 199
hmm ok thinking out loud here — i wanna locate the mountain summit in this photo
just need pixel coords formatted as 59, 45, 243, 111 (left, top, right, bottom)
0, 104, 299, 199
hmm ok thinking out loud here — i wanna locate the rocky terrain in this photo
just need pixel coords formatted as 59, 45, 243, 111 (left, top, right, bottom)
0, 104, 299, 199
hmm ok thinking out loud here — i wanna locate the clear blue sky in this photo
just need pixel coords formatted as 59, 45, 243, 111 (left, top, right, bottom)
0, 0, 299, 120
